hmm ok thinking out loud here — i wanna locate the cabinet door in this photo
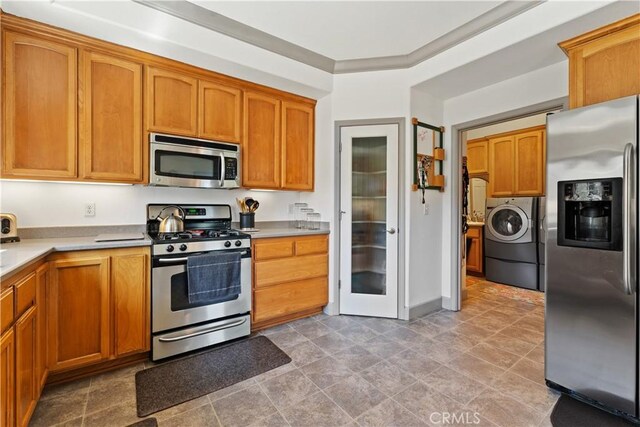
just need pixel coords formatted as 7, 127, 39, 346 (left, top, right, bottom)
35, 264, 48, 392
281, 101, 314, 190
112, 251, 149, 357
0, 328, 15, 427
15, 307, 37, 427
3, 31, 77, 179
146, 66, 197, 136
515, 129, 545, 196
488, 136, 515, 197
198, 80, 242, 143
466, 227, 483, 274
466, 139, 488, 174
243, 92, 281, 189
48, 257, 110, 371
567, 21, 640, 108
80, 51, 144, 182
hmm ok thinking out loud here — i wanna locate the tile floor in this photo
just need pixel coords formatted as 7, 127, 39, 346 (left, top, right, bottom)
30, 279, 555, 427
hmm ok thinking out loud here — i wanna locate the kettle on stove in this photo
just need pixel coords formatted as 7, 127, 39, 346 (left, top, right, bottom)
156, 205, 186, 233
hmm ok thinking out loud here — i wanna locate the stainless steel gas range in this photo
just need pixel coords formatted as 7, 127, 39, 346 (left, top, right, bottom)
147, 204, 251, 360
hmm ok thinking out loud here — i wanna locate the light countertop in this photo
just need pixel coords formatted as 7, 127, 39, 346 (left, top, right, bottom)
1, 235, 152, 280
236, 221, 331, 239
468, 221, 485, 227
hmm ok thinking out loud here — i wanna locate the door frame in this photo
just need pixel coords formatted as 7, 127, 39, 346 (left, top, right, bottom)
450, 98, 566, 310
332, 118, 407, 319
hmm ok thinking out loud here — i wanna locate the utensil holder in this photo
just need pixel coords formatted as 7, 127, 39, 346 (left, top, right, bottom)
239, 213, 255, 230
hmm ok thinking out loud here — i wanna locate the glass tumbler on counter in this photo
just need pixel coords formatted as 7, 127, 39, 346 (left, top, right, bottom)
306, 212, 321, 230
292, 202, 308, 228
298, 208, 314, 229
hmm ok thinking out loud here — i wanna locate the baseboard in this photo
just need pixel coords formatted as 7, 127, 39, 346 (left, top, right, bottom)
441, 296, 454, 310
408, 297, 443, 320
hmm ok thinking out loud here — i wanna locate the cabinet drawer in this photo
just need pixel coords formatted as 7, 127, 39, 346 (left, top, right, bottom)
255, 254, 328, 288
15, 273, 36, 318
467, 227, 481, 238
295, 236, 328, 256
1, 287, 14, 334
254, 277, 328, 323
253, 240, 294, 261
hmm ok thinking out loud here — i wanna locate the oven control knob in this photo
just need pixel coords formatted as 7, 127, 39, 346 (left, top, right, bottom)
166, 245, 175, 253
235, 240, 242, 247
224, 241, 231, 248
179, 244, 188, 251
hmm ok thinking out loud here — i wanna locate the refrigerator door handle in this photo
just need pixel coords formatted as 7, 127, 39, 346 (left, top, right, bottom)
623, 142, 635, 295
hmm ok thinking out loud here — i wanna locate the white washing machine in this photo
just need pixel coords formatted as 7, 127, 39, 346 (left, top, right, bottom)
485, 197, 539, 290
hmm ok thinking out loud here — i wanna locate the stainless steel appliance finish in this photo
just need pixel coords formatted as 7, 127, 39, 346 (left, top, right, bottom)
148, 204, 251, 360
0, 213, 19, 243
546, 95, 639, 418
149, 133, 240, 189
538, 197, 546, 292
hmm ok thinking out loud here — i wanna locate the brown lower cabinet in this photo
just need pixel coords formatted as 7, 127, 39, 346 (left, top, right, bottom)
466, 225, 484, 276
252, 235, 329, 330
0, 246, 149, 427
47, 247, 150, 372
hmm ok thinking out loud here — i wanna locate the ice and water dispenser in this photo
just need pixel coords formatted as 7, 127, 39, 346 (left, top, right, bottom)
557, 178, 623, 251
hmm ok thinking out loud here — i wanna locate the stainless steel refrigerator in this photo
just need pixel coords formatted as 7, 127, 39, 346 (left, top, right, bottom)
546, 95, 638, 420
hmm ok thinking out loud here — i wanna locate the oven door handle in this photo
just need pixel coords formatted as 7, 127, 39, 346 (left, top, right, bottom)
157, 250, 249, 263
158, 318, 247, 343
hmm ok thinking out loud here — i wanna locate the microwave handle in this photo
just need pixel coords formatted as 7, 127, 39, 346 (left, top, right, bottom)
220, 152, 225, 187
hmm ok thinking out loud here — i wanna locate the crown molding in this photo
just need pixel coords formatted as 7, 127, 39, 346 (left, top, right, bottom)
134, 0, 545, 74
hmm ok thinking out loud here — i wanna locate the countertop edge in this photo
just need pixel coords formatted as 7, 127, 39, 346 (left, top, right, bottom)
248, 229, 330, 239
1, 238, 152, 282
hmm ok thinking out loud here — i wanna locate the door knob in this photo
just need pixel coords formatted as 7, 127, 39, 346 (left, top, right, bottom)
386, 227, 396, 234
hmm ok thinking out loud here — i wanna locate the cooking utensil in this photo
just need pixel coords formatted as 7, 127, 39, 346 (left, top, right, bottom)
245, 198, 256, 212
155, 205, 186, 233
250, 200, 260, 212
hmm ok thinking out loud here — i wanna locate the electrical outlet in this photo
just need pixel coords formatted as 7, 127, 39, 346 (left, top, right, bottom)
423, 203, 429, 215
85, 203, 96, 217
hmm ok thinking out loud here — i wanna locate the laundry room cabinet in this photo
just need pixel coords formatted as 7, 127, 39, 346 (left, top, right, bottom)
466, 138, 488, 174
488, 125, 546, 197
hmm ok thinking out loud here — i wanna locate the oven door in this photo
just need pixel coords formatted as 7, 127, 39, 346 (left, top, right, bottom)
151, 249, 251, 333
150, 142, 239, 189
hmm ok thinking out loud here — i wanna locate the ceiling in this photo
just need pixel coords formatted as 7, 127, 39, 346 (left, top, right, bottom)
135, 0, 542, 72
192, 1, 502, 61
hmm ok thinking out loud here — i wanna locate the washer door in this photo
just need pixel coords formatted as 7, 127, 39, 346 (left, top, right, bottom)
487, 204, 530, 242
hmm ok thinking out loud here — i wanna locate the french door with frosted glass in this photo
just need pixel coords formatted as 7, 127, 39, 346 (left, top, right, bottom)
339, 124, 398, 318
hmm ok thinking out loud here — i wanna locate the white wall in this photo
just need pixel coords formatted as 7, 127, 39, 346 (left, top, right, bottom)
408, 89, 445, 309
438, 61, 568, 306
0, 181, 301, 227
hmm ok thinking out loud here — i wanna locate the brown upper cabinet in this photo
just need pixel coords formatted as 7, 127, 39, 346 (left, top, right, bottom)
145, 66, 198, 137
80, 51, 144, 182
243, 92, 282, 189
199, 80, 243, 143
281, 101, 314, 190
2, 31, 78, 179
243, 93, 315, 191
488, 125, 546, 197
1, 14, 315, 189
560, 14, 640, 109
466, 138, 488, 174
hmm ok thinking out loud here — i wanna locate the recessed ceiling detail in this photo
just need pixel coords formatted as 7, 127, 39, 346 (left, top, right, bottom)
133, 0, 544, 74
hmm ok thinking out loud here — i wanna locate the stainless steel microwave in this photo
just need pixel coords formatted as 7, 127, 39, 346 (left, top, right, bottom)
149, 133, 240, 189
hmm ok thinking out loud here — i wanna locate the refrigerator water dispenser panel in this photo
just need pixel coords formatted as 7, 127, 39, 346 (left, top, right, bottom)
557, 178, 623, 251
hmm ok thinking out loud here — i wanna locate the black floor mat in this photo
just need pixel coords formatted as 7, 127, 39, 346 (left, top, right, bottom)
551, 395, 637, 426
135, 336, 291, 417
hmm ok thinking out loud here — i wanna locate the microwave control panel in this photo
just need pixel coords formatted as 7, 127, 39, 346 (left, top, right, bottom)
225, 158, 238, 179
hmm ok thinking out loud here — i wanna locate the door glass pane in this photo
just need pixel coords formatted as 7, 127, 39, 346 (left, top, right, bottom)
352, 137, 387, 295
492, 209, 523, 236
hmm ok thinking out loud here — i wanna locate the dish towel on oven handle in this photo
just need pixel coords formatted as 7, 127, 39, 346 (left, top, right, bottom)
186, 252, 242, 304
